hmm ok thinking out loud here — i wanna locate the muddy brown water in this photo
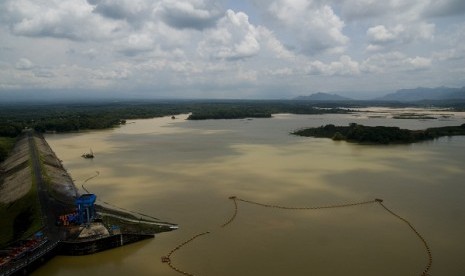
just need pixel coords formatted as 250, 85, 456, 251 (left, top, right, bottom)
36, 109, 465, 276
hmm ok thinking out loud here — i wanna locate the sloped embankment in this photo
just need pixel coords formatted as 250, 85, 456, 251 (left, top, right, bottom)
0, 136, 32, 205
34, 136, 78, 203
0, 132, 79, 247
0, 134, 41, 246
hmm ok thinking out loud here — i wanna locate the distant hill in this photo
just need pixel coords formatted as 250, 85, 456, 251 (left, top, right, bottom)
294, 92, 353, 101
376, 86, 465, 102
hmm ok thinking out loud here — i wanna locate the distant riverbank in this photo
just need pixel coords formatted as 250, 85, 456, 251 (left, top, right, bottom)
0, 101, 355, 137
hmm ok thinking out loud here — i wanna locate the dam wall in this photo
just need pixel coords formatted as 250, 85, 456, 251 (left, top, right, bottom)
1, 132, 160, 276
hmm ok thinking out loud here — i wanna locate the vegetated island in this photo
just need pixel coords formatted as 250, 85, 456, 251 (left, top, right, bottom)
292, 123, 465, 144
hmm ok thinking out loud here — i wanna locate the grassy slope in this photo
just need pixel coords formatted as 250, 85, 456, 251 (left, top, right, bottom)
0, 137, 15, 163
0, 174, 43, 247
0, 139, 43, 247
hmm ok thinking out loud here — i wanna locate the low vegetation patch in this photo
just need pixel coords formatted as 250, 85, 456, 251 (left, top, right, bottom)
392, 113, 436, 119
0, 137, 15, 162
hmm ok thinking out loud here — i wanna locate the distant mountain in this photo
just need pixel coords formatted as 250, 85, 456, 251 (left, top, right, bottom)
376, 86, 465, 102
294, 92, 353, 101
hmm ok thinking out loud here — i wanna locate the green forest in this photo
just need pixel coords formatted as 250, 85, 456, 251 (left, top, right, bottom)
1, 99, 465, 161
0, 100, 348, 161
292, 123, 465, 144
0, 100, 350, 136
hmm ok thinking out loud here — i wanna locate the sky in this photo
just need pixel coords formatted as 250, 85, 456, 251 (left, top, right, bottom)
1, 0, 465, 100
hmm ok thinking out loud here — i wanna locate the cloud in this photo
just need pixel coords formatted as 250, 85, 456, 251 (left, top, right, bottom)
88, 0, 151, 25
266, 67, 294, 76
4, 0, 126, 41
0, 0, 464, 98
433, 48, 465, 61
93, 67, 131, 80
82, 48, 99, 60
306, 55, 360, 76
433, 22, 465, 58
404, 56, 432, 70
367, 25, 402, 44
422, 0, 465, 17
197, 10, 260, 60
15, 58, 34, 70
34, 69, 55, 78
258, 0, 348, 55
256, 27, 295, 59
335, 0, 464, 24
338, 0, 417, 21
156, 0, 223, 30
115, 33, 155, 57
366, 23, 435, 51
361, 52, 432, 72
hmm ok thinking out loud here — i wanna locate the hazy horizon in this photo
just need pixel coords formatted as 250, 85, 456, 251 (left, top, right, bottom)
0, 87, 395, 102
2, 85, 465, 103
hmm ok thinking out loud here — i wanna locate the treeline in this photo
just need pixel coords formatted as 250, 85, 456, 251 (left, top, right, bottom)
292, 123, 465, 144
185, 102, 272, 119
0, 102, 189, 136
185, 101, 349, 120
2, 99, 463, 140
0, 100, 351, 137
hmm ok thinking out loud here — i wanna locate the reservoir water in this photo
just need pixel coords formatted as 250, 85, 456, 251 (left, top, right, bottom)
37, 109, 465, 276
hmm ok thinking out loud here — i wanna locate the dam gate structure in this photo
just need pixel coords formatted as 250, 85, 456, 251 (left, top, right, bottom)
75, 194, 97, 225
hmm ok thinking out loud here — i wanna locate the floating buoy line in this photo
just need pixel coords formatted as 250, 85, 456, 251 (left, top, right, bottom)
81, 172, 432, 275
162, 196, 432, 276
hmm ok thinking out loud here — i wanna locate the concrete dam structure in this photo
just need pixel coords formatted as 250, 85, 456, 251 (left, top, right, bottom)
0, 132, 177, 275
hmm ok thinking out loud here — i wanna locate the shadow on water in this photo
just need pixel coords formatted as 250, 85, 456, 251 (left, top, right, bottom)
32, 239, 152, 275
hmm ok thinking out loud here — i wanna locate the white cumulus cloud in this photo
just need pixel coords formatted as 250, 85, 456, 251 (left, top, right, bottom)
404, 56, 432, 70
307, 55, 360, 76
361, 52, 432, 72
367, 25, 403, 44
198, 10, 260, 60
265, 0, 349, 55
366, 23, 435, 51
4, 0, 127, 41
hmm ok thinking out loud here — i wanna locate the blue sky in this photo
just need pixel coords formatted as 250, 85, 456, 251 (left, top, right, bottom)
1, 0, 464, 100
